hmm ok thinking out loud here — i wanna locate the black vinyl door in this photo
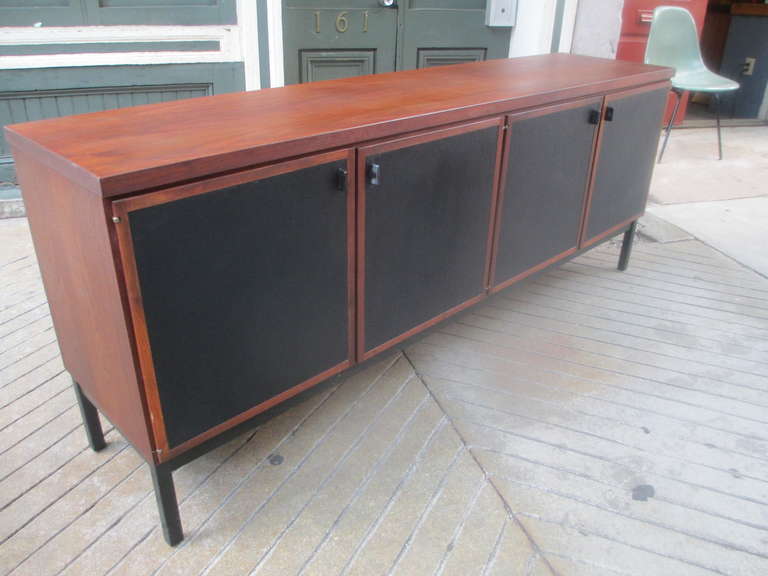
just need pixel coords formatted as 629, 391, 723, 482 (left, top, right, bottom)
359, 119, 502, 358
118, 152, 353, 449
492, 100, 600, 289
584, 87, 668, 242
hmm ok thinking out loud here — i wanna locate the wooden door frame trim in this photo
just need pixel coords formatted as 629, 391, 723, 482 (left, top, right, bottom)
111, 148, 355, 462
490, 246, 579, 294
356, 116, 504, 362
581, 213, 643, 249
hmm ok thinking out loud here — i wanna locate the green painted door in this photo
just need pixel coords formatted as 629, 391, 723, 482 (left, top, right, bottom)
283, 0, 512, 84
400, 0, 512, 70
283, 0, 398, 85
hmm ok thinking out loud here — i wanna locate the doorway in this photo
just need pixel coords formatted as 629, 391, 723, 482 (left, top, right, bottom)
282, 0, 513, 85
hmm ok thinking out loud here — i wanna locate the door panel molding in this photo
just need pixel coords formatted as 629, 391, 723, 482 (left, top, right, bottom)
490, 97, 601, 292
416, 47, 486, 68
356, 117, 503, 360
581, 84, 668, 244
112, 148, 355, 459
300, 49, 376, 82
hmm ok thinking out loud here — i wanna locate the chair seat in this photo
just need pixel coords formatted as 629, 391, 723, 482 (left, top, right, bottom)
671, 69, 739, 93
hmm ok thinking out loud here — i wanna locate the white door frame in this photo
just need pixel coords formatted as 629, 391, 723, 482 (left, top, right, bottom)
267, 0, 286, 87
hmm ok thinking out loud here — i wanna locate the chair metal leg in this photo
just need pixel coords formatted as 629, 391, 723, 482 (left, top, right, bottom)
151, 462, 183, 546
618, 221, 638, 271
714, 92, 723, 160
658, 90, 682, 164
73, 380, 106, 451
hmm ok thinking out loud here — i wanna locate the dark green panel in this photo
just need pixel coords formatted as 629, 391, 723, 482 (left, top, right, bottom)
0, 41, 220, 56
0, 0, 69, 4
89, 0, 237, 25
1, 84, 209, 157
0, 0, 83, 26
283, 0, 397, 85
283, 0, 511, 82
400, 0, 511, 70
0, 0, 236, 25
300, 50, 375, 82
409, 0, 484, 8
416, 47, 486, 68
99, 0, 217, 4
0, 62, 245, 176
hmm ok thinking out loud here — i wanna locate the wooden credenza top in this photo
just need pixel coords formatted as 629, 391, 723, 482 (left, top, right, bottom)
5, 53, 672, 198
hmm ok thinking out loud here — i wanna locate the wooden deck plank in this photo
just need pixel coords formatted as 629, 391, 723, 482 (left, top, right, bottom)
2, 216, 767, 576
418, 330, 768, 441
206, 367, 425, 576
409, 347, 768, 486
0, 315, 54, 355
248, 380, 430, 576
523, 277, 768, 342
407, 239, 768, 576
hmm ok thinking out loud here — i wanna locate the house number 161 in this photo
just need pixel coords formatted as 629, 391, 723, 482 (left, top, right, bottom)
314, 11, 369, 33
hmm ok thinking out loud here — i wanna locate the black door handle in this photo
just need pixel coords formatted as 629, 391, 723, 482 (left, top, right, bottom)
336, 168, 348, 191
368, 163, 381, 186
589, 109, 600, 125
605, 106, 615, 122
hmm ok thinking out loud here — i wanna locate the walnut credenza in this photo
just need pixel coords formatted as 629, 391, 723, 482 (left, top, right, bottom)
6, 54, 673, 545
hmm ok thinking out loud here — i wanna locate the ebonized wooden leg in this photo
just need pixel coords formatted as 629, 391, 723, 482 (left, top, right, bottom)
151, 462, 183, 546
657, 89, 682, 164
618, 221, 638, 272
73, 380, 106, 451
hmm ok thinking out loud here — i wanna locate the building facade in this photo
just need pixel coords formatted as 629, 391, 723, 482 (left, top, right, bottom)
1, 0, 593, 215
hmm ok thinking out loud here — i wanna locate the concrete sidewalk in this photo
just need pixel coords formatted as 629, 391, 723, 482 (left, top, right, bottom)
646, 125, 768, 278
649, 197, 768, 278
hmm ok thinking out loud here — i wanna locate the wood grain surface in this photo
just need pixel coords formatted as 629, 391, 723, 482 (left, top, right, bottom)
5, 54, 672, 198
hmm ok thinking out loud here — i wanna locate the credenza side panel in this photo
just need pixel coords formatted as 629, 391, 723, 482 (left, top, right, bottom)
358, 118, 503, 359
583, 86, 668, 244
491, 99, 601, 291
12, 149, 155, 461
113, 150, 355, 455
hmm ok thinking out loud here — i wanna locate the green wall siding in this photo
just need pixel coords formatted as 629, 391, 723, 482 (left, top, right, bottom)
0, 0, 237, 26
0, 41, 221, 56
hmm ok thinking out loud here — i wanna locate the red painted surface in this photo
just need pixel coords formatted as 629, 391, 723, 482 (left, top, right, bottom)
617, 0, 708, 125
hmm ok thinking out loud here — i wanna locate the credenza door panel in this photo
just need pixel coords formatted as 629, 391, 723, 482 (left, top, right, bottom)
583, 87, 668, 244
113, 151, 354, 451
491, 100, 600, 290
358, 118, 503, 359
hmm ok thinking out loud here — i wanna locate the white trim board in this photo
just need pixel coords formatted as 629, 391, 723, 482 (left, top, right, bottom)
237, 0, 261, 89
267, 0, 284, 87
0, 25, 242, 70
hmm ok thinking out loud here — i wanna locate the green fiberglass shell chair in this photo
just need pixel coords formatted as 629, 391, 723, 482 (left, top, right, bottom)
644, 5, 739, 162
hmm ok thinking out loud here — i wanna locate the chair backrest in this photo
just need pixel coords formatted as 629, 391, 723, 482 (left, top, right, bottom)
644, 6, 705, 74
